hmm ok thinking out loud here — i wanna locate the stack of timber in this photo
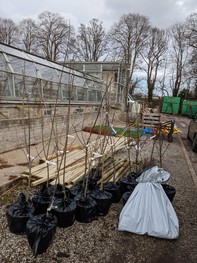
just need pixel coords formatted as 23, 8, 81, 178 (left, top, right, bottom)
21, 136, 132, 187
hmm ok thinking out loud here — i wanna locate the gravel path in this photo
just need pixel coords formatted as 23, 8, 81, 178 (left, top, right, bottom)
0, 126, 197, 263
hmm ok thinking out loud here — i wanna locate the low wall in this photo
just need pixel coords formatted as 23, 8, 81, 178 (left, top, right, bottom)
0, 103, 105, 153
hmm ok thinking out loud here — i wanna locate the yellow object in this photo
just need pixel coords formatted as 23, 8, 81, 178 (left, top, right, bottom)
162, 127, 181, 134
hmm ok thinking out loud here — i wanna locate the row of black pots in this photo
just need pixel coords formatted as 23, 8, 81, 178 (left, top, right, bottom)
6, 170, 176, 256
6, 174, 135, 256
7, 171, 140, 234
122, 183, 176, 206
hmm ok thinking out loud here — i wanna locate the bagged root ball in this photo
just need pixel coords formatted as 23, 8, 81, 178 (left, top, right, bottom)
6, 192, 34, 234
51, 198, 76, 228
117, 172, 138, 195
49, 184, 71, 199
90, 189, 112, 216
26, 213, 57, 256
75, 196, 98, 223
87, 166, 102, 190
103, 182, 122, 203
32, 186, 52, 214
162, 184, 176, 202
70, 182, 84, 198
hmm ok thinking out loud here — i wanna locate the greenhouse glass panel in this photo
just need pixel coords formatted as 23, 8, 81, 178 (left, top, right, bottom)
0, 44, 107, 102
51, 82, 61, 100
36, 64, 59, 82
62, 84, 68, 100
0, 53, 10, 72
88, 89, 97, 101
42, 80, 53, 100
64, 85, 76, 101
0, 72, 13, 97
26, 54, 53, 67
96, 81, 103, 90
84, 79, 94, 89
97, 91, 102, 101
27, 77, 42, 99
0, 44, 30, 60
14, 75, 25, 97
59, 72, 69, 84
8, 55, 37, 77
77, 87, 87, 101
14, 75, 41, 99
42, 81, 61, 100
74, 76, 85, 87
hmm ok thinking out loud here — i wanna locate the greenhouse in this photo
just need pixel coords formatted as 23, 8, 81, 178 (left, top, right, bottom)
0, 43, 104, 103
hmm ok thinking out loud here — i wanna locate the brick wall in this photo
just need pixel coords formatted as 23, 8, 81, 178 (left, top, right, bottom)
0, 104, 105, 153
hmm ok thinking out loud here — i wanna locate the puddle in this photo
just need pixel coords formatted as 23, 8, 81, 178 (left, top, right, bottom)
17, 162, 29, 166
0, 164, 13, 169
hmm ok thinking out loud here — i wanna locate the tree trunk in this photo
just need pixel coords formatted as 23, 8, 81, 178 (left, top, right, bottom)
147, 81, 154, 103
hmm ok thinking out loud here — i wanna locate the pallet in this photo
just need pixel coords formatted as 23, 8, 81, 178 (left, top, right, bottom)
142, 113, 161, 127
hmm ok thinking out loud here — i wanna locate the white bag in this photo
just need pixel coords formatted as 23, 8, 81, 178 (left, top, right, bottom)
118, 166, 179, 239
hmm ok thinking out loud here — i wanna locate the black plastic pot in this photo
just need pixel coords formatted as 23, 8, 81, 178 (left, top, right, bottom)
162, 184, 176, 202
6, 193, 34, 234
49, 184, 71, 199
118, 173, 138, 195
26, 213, 57, 256
122, 191, 132, 206
75, 196, 98, 223
90, 189, 112, 216
70, 182, 84, 198
32, 186, 52, 214
103, 182, 122, 203
87, 166, 102, 190
51, 198, 76, 228
71, 184, 92, 202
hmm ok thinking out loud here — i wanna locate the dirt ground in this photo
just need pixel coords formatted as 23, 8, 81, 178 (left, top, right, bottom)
0, 130, 99, 189
0, 114, 197, 263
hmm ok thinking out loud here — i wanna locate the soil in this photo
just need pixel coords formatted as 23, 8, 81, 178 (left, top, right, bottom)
0, 114, 197, 263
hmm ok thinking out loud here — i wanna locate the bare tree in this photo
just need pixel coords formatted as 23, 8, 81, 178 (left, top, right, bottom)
0, 18, 18, 46
185, 13, 197, 90
18, 19, 38, 53
168, 23, 189, 97
75, 18, 109, 61
36, 11, 75, 61
139, 27, 168, 102
185, 13, 197, 49
157, 58, 170, 97
108, 13, 151, 108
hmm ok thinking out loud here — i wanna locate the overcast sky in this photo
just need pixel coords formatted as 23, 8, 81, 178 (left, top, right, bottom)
0, 0, 197, 30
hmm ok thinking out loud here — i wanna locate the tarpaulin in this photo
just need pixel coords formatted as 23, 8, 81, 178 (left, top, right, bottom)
118, 166, 179, 239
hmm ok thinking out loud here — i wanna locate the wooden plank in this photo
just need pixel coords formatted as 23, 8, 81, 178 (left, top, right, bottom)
31, 151, 87, 180
47, 155, 126, 187
142, 113, 161, 127
31, 161, 85, 186
23, 149, 85, 176
39, 144, 84, 163
57, 167, 85, 186
109, 162, 130, 182
25, 136, 127, 187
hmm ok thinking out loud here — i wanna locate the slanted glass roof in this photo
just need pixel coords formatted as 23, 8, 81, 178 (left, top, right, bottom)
0, 43, 103, 84
0, 43, 105, 102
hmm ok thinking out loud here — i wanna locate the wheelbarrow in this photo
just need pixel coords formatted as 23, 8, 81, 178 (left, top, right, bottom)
154, 120, 175, 142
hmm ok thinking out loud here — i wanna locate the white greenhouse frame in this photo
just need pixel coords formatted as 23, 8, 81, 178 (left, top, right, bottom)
0, 43, 104, 103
